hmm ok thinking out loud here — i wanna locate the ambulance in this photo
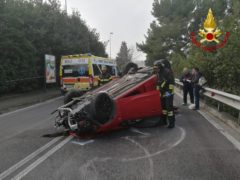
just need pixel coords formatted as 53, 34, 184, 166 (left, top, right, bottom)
60, 54, 117, 93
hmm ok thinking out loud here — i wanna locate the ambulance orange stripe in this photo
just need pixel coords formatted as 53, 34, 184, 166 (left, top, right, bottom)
63, 78, 75, 83
63, 77, 89, 83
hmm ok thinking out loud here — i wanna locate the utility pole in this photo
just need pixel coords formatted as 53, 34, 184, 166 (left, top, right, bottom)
65, 0, 67, 13
109, 32, 113, 59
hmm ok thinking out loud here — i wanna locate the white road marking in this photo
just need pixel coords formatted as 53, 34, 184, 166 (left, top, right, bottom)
0, 137, 62, 179
71, 139, 95, 146
12, 136, 73, 180
122, 127, 186, 161
0, 96, 62, 118
124, 137, 154, 180
79, 157, 111, 180
78, 127, 186, 178
198, 111, 240, 152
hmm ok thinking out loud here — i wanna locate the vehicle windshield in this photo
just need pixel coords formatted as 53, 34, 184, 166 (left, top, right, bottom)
62, 64, 89, 77
93, 64, 116, 76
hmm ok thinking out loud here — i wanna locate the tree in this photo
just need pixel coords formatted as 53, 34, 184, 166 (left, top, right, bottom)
0, 0, 107, 94
116, 42, 133, 71
137, 0, 227, 66
138, 0, 240, 95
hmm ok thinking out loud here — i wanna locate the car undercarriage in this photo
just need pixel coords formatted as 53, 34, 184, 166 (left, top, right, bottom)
54, 67, 163, 135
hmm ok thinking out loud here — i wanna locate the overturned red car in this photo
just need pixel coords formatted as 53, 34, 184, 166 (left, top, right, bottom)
54, 66, 163, 135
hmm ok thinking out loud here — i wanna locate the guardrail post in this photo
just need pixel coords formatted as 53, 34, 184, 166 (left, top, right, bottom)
217, 102, 222, 112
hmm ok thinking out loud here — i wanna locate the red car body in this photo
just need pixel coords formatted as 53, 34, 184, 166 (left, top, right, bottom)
55, 67, 162, 134
97, 75, 162, 133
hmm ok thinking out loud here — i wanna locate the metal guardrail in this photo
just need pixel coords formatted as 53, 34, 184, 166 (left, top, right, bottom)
175, 79, 240, 123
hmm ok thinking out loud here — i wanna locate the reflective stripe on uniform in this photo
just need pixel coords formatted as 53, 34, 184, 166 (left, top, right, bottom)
156, 85, 160, 90
168, 111, 174, 116
100, 79, 110, 82
161, 81, 166, 88
169, 84, 174, 90
169, 84, 174, 94
162, 110, 167, 115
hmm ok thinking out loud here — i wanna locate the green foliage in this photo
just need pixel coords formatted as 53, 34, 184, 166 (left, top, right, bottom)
138, 0, 240, 95
171, 53, 190, 78
186, 13, 240, 95
116, 41, 133, 71
0, 0, 107, 95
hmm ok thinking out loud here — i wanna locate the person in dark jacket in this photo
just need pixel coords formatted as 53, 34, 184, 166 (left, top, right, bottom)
98, 65, 112, 86
154, 59, 175, 128
180, 67, 194, 105
191, 67, 202, 110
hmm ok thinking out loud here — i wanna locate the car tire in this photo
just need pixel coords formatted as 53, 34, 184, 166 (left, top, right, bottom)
89, 92, 115, 125
64, 90, 84, 104
123, 62, 138, 75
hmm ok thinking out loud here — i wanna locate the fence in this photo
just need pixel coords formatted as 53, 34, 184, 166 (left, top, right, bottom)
175, 79, 240, 125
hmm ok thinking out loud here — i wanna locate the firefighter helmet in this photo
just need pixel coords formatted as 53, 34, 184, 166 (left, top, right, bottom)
153, 60, 165, 70
159, 59, 172, 69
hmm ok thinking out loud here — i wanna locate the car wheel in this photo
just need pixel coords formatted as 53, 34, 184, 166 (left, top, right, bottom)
89, 92, 115, 124
64, 90, 84, 104
123, 62, 138, 75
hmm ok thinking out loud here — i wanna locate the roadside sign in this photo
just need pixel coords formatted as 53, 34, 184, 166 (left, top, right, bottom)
45, 55, 56, 83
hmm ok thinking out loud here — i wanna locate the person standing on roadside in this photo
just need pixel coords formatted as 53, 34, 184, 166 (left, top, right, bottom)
154, 60, 175, 128
191, 67, 202, 110
180, 67, 194, 106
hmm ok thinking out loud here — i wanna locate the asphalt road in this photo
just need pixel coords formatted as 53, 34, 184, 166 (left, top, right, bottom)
0, 95, 240, 180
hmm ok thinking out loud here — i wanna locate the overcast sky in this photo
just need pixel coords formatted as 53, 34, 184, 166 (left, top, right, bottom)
58, 0, 154, 60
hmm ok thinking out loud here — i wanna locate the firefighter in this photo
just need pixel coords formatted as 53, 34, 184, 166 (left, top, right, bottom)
98, 65, 112, 86
154, 59, 175, 128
